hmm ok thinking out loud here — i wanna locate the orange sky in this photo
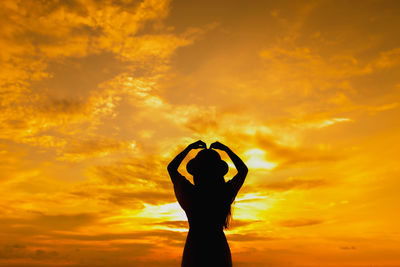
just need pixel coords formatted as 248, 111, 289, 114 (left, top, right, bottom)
1, 0, 400, 266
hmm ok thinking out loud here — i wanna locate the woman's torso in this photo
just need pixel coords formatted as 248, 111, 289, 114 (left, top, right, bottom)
180, 185, 233, 267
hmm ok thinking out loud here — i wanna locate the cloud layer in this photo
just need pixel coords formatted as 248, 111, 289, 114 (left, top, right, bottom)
1, 0, 400, 266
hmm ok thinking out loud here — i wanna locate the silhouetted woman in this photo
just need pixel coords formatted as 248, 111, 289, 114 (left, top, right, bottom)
167, 140, 248, 267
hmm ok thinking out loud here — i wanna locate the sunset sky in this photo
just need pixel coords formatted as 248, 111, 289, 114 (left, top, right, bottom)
1, 0, 400, 266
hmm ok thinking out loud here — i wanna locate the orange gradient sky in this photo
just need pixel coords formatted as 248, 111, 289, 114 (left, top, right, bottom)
1, 0, 400, 266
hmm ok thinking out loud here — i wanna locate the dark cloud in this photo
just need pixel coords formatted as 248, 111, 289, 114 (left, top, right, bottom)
152, 220, 188, 229
91, 157, 170, 187
51, 229, 185, 242
279, 219, 324, 228
92, 163, 150, 185
0, 218, 185, 266
38, 98, 86, 115
31, 212, 99, 231
0, 243, 58, 260
35, 52, 130, 101
104, 189, 174, 206
32, 249, 59, 260
0, 212, 99, 238
70, 187, 173, 208
0, 244, 28, 259
2, 119, 28, 130
228, 233, 276, 242
64, 138, 125, 157
0, 242, 167, 267
70, 156, 175, 207
183, 111, 218, 134
340, 245, 356, 250
229, 219, 261, 229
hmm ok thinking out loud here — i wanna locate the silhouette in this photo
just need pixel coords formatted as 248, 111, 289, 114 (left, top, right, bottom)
168, 140, 248, 267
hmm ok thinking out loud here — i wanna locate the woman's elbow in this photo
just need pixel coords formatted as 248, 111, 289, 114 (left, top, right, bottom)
239, 166, 248, 176
167, 163, 176, 173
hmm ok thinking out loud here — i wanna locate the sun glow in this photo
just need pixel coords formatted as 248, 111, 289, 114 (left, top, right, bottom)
244, 149, 277, 170
138, 202, 187, 221
234, 193, 277, 221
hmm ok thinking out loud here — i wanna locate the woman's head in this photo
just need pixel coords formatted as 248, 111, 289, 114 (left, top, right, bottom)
186, 149, 229, 183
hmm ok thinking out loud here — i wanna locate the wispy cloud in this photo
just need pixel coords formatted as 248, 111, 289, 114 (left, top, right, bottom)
279, 218, 324, 228
262, 177, 329, 192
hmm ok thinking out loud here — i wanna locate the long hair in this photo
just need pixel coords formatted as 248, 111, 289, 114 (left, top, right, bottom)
186, 149, 232, 229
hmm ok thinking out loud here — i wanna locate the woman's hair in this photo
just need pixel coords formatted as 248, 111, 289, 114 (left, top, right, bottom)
186, 149, 232, 228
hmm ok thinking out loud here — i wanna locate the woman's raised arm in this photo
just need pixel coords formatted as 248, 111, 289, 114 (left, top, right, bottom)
210, 141, 248, 176
210, 141, 248, 199
167, 140, 206, 184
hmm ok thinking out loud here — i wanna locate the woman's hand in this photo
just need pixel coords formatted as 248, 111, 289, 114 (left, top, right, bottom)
168, 140, 206, 184
210, 141, 229, 151
188, 140, 207, 150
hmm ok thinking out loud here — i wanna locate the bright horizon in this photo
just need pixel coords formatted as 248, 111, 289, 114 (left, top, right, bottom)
1, 0, 400, 266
